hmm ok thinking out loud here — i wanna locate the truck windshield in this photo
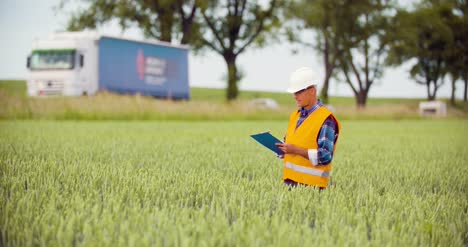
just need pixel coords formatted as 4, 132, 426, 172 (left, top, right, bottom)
30, 49, 76, 70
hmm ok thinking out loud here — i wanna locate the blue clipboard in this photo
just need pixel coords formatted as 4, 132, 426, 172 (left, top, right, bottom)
250, 131, 284, 155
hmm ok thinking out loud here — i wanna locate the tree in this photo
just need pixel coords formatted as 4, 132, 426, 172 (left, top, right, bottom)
386, 3, 455, 101
458, 6, 468, 102
63, 0, 202, 45
444, 3, 467, 104
335, 0, 393, 108
446, 0, 468, 103
412, 0, 468, 104
286, 0, 345, 104
287, 0, 393, 108
199, 0, 282, 100
459, 0, 468, 102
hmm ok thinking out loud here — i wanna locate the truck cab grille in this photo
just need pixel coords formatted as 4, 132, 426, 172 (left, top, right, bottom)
37, 80, 64, 96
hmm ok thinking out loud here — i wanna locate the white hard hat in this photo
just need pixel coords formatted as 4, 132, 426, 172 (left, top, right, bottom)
287, 67, 318, 93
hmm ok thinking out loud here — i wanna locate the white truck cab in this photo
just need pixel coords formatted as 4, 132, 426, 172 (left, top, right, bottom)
26, 32, 99, 96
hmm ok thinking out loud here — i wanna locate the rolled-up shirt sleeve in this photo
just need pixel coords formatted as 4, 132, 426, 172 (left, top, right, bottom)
309, 116, 338, 166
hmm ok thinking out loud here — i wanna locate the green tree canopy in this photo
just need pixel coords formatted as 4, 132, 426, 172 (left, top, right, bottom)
63, 0, 203, 46
386, 2, 456, 101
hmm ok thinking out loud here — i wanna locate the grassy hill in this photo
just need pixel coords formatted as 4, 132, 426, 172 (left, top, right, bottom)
1, 80, 466, 120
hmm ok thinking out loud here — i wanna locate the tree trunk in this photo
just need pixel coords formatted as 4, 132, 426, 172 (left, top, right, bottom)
320, 53, 334, 104
159, 8, 174, 42
426, 90, 432, 101
319, 75, 330, 104
319, 32, 332, 104
355, 90, 367, 109
180, 19, 193, 45
225, 56, 238, 101
180, 5, 197, 45
450, 78, 456, 105
426, 79, 435, 101
464, 78, 467, 102
428, 87, 436, 101
430, 80, 438, 101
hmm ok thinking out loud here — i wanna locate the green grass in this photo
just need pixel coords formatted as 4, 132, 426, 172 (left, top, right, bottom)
191, 86, 423, 106
0, 80, 27, 96
1, 80, 467, 120
1, 120, 467, 246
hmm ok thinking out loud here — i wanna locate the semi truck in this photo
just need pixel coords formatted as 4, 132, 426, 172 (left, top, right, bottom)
26, 32, 190, 99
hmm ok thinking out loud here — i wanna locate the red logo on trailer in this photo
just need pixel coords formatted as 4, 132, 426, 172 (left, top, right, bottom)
136, 49, 145, 80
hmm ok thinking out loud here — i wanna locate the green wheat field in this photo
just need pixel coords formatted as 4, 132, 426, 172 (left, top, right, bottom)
1, 120, 467, 246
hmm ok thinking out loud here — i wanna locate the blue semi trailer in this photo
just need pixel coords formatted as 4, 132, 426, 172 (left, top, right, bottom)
26, 32, 190, 99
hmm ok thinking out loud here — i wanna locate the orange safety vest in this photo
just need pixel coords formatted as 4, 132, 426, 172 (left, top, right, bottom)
283, 106, 340, 188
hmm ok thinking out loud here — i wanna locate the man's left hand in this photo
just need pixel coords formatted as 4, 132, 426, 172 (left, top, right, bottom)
275, 143, 298, 154
275, 143, 308, 159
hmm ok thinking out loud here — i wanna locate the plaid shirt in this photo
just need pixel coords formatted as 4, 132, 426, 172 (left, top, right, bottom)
296, 100, 338, 165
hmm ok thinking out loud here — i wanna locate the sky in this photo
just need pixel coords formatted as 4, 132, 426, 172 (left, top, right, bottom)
0, 0, 463, 99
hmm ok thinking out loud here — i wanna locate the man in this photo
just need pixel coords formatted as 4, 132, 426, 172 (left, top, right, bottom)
275, 67, 341, 189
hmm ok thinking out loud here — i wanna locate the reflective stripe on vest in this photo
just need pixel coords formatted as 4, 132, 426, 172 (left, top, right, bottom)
285, 162, 330, 178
